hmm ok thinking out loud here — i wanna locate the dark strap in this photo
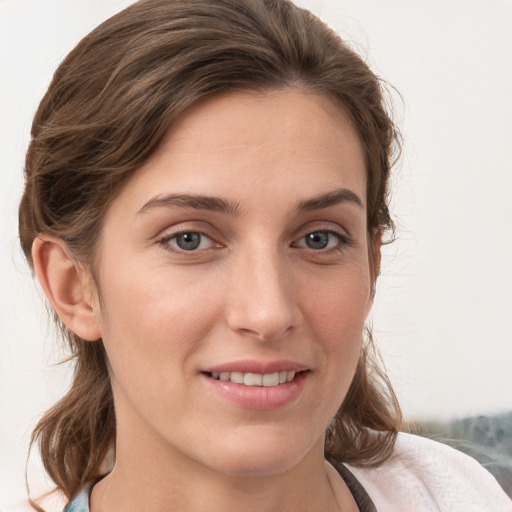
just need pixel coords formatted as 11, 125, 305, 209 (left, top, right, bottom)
330, 459, 378, 512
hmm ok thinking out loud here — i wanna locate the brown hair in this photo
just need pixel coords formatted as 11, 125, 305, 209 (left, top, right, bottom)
19, 0, 402, 502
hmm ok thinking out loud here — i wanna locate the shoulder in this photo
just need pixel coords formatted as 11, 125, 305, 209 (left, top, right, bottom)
347, 432, 512, 512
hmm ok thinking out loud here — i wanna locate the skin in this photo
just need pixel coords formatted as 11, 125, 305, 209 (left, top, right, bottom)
34, 88, 376, 512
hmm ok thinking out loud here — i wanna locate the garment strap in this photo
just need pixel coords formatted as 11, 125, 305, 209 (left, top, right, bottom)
330, 459, 378, 512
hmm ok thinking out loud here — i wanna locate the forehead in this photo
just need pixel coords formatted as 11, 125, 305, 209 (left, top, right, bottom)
110, 88, 367, 216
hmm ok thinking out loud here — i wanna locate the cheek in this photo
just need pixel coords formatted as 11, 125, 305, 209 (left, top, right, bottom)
300, 262, 371, 399
96, 263, 221, 373
302, 262, 372, 336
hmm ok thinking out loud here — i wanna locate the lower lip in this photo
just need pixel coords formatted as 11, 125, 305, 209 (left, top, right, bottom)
202, 371, 309, 410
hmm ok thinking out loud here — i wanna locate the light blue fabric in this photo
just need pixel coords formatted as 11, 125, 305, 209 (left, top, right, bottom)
63, 481, 93, 512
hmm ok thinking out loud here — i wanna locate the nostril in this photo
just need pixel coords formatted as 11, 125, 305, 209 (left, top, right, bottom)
226, 273, 303, 341
234, 325, 296, 343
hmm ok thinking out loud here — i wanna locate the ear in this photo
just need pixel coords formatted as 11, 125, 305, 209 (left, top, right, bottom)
31, 235, 102, 341
365, 229, 383, 315
372, 229, 383, 282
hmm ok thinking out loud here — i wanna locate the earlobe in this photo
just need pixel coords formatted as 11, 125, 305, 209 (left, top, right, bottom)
31, 236, 102, 341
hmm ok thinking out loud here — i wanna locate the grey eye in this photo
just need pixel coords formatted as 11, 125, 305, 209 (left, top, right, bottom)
304, 231, 330, 250
159, 230, 219, 254
175, 232, 202, 250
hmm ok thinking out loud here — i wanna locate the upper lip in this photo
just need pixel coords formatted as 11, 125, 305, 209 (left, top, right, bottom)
202, 360, 309, 374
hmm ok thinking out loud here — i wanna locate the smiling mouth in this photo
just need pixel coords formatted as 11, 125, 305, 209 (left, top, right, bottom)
205, 370, 305, 386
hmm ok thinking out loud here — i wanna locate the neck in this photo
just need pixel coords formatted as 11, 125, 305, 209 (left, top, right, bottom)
90, 393, 358, 512
90, 434, 355, 512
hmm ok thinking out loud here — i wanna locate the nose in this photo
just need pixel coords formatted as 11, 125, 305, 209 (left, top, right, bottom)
226, 246, 303, 342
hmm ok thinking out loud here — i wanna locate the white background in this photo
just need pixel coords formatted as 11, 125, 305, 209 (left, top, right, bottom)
1, 0, 511, 509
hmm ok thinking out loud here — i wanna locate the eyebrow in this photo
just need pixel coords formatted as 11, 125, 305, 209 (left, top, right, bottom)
297, 188, 363, 212
137, 194, 242, 216
137, 187, 363, 217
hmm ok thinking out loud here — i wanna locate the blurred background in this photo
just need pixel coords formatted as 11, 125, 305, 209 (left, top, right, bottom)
1, 0, 511, 508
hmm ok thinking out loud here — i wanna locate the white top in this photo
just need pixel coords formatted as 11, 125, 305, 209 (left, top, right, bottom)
348, 432, 512, 511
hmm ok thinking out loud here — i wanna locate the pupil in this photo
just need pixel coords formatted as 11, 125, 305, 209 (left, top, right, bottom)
177, 232, 201, 250
306, 232, 328, 249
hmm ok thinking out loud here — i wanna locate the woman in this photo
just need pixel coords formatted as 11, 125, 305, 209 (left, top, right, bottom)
18, 0, 511, 511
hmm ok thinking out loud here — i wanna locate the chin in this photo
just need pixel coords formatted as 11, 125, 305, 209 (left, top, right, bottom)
200, 428, 322, 477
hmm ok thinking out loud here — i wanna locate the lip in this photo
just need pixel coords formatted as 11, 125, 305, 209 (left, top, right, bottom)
201, 360, 310, 411
203, 359, 309, 374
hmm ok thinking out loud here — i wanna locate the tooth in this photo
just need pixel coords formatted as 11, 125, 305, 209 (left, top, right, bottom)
243, 373, 262, 386
230, 372, 244, 384
262, 372, 279, 387
214, 370, 299, 386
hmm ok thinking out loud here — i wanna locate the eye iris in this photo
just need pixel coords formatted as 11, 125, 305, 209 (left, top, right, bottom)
306, 232, 329, 249
176, 232, 201, 250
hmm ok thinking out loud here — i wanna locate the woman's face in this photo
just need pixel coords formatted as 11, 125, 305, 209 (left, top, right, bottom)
91, 89, 373, 477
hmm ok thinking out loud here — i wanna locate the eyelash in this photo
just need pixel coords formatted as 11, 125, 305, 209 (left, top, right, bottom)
293, 230, 353, 252
156, 229, 352, 255
157, 230, 219, 254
